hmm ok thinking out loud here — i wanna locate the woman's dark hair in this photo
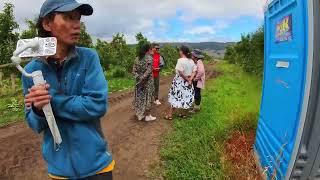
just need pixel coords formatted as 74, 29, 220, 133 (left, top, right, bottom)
179, 45, 191, 59
138, 43, 151, 59
36, 12, 57, 37
151, 43, 160, 48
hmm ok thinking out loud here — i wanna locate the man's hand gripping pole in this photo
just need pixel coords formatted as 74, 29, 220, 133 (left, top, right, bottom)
11, 37, 62, 151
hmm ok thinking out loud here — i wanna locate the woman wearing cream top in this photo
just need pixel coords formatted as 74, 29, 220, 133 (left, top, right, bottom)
165, 46, 196, 120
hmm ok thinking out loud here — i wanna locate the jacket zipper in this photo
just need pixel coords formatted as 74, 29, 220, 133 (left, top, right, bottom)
55, 61, 80, 177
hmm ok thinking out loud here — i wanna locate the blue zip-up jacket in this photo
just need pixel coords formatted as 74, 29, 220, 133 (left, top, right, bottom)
22, 47, 112, 179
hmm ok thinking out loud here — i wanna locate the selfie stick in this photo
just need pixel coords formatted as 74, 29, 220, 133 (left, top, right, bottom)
11, 37, 62, 150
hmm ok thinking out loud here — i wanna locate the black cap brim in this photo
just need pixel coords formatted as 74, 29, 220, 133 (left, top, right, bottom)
192, 52, 204, 59
55, 3, 93, 16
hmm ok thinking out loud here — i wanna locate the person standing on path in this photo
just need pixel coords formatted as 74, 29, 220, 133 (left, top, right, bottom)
191, 49, 206, 111
165, 46, 197, 120
23, 0, 114, 179
133, 43, 157, 122
152, 43, 165, 105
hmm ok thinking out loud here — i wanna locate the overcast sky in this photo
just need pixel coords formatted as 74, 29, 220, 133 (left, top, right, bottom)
1, 0, 265, 44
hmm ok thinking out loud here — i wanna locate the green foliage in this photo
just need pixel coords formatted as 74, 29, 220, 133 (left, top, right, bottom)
225, 27, 264, 76
0, 92, 24, 127
0, 77, 23, 96
20, 19, 37, 39
96, 32, 179, 79
0, 3, 19, 65
110, 33, 135, 71
135, 32, 149, 55
107, 65, 127, 78
77, 22, 93, 48
95, 39, 109, 69
6, 97, 21, 112
160, 45, 179, 70
95, 33, 136, 73
160, 62, 261, 179
203, 52, 213, 62
224, 46, 236, 64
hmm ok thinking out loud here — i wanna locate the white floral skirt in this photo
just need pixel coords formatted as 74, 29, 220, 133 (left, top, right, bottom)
168, 74, 194, 109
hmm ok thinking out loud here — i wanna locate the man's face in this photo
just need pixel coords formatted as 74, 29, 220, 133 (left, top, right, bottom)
44, 10, 81, 46
153, 46, 160, 53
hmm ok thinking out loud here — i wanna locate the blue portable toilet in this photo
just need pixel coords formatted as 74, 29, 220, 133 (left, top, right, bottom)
255, 0, 320, 179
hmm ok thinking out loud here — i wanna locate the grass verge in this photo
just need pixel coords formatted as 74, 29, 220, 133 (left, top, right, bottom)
108, 77, 135, 92
159, 61, 262, 179
0, 92, 24, 127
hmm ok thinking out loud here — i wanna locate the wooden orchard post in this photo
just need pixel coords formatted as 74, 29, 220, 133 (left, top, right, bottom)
0, 71, 3, 87
0, 71, 3, 95
11, 73, 16, 92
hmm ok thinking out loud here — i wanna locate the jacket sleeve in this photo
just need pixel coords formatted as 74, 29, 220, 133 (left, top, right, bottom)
160, 56, 165, 68
195, 60, 205, 80
51, 51, 108, 122
22, 73, 49, 134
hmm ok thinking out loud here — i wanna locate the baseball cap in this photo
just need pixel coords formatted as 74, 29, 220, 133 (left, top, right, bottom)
191, 49, 204, 59
40, 0, 93, 18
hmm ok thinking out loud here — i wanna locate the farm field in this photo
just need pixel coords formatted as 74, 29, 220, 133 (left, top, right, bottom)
0, 62, 263, 179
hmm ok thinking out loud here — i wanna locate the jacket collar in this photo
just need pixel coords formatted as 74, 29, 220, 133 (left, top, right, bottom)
37, 46, 79, 65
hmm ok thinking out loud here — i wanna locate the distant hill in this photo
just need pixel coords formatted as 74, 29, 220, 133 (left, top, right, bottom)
159, 42, 235, 59
129, 42, 235, 59
159, 42, 234, 51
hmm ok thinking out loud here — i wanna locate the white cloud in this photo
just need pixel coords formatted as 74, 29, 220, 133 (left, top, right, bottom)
178, 0, 265, 21
184, 19, 231, 42
1, 0, 265, 42
185, 26, 216, 35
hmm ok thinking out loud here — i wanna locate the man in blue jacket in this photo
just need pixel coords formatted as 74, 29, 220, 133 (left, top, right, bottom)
23, 0, 114, 179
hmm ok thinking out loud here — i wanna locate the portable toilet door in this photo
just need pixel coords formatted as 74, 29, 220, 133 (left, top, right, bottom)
254, 0, 320, 179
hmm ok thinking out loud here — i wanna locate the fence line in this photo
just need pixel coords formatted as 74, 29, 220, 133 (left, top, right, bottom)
0, 72, 20, 96
0, 59, 31, 69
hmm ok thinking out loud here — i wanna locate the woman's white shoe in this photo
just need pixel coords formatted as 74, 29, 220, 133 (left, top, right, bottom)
145, 115, 157, 122
154, 100, 162, 105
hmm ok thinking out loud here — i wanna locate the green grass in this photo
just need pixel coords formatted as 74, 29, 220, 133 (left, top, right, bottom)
160, 61, 262, 179
0, 92, 24, 127
108, 77, 135, 92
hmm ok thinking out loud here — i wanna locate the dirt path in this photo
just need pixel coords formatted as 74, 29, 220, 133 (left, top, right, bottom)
0, 75, 173, 180
0, 64, 217, 180
101, 75, 173, 180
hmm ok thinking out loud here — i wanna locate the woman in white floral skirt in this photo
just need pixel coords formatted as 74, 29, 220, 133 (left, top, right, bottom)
165, 46, 197, 120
